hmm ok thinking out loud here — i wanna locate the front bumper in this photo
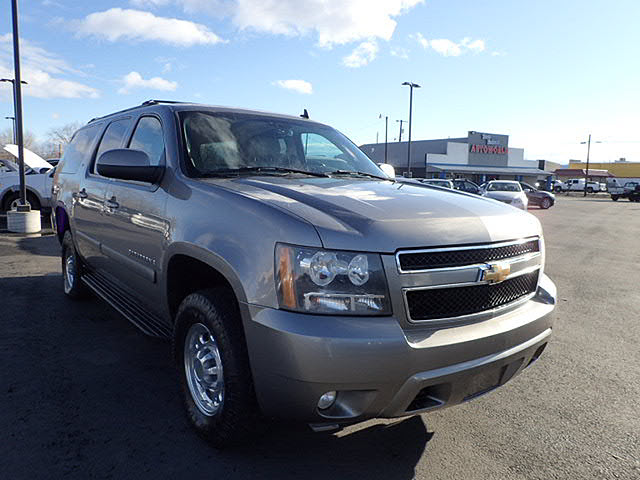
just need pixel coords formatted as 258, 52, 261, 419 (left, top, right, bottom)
243, 274, 556, 424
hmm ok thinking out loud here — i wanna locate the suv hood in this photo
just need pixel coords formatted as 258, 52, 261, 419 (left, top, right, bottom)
206, 177, 541, 252
483, 191, 524, 202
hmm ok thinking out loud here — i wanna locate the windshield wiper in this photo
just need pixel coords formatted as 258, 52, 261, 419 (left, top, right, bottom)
328, 170, 394, 182
202, 166, 330, 178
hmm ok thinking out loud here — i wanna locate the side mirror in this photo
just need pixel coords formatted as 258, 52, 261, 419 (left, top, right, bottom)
377, 163, 396, 178
97, 149, 163, 183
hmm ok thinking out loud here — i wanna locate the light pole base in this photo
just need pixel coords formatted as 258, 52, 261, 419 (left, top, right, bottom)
7, 208, 41, 233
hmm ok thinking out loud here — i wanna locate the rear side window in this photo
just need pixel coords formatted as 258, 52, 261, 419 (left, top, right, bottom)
60, 124, 100, 174
95, 118, 132, 169
129, 117, 165, 166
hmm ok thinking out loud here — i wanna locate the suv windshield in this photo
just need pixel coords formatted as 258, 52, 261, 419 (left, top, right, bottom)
487, 182, 522, 192
180, 111, 385, 178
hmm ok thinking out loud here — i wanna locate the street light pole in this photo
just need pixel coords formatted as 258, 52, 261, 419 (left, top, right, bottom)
5, 0, 28, 209
402, 82, 421, 177
1, 79, 27, 144
5, 116, 16, 143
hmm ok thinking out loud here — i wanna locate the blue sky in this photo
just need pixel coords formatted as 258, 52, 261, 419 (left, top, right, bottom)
1, 0, 639, 163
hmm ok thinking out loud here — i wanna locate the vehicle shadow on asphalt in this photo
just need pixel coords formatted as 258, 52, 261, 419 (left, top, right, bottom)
231, 416, 432, 479
2, 269, 433, 479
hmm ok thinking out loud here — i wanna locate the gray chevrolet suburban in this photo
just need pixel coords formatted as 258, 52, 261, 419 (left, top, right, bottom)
52, 100, 556, 447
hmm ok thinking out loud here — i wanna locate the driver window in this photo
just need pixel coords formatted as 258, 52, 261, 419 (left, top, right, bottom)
129, 116, 165, 166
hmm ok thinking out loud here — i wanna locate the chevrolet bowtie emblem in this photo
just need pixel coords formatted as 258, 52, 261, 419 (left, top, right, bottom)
482, 262, 511, 284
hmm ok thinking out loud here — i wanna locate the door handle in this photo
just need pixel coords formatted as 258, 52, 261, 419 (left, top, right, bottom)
73, 188, 88, 199
105, 197, 119, 209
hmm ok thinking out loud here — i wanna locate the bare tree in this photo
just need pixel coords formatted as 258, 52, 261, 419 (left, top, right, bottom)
47, 122, 83, 145
0, 127, 57, 160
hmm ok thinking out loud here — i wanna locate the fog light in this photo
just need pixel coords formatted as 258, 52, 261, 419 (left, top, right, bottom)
317, 391, 337, 410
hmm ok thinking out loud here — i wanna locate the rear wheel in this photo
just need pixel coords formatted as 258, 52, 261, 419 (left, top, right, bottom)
173, 288, 261, 448
541, 197, 552, 209
611, 195, 619, 201
61, 231, 87, 299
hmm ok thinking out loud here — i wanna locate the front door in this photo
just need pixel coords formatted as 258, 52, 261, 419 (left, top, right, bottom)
99, 115, 169, 316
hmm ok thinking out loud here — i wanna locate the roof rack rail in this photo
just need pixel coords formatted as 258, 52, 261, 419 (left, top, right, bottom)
141, 99, 188, 106
88, 100, 191, 123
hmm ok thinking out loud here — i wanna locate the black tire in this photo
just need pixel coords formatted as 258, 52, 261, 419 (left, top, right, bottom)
554, 186, 562, 193
611, 195, 619, 201
173, 288, 261, 448
586, 187, 594, 194
541, 197, 552, 209
1, 191, 41, 212
61, 231, 88, 299
1, 191, 19, 212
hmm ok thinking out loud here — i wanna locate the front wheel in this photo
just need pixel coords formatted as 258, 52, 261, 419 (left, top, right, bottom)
173, 288, 261, 448
554, 186, 562, 193
541, 197, 552, 209
61, 231, 88, 299
611, 195, 619, 201
586, 187, 594, 194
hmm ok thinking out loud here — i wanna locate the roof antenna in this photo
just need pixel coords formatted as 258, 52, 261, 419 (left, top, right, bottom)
300, 109, 309, 119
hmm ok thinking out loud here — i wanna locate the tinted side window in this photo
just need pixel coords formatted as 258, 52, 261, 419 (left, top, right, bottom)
95, 118, 132, 169
60, 125, 100, 174
129, 117, 165, 166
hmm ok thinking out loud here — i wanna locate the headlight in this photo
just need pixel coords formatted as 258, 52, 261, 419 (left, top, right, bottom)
275, 244, 391, 315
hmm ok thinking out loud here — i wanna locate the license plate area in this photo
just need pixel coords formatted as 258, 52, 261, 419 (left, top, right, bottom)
462, 366, 506, 401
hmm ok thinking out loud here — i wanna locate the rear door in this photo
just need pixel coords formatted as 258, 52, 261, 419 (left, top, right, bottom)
99, 115, 169, 313
74, 118, 132, 269
64, 124, 105, 265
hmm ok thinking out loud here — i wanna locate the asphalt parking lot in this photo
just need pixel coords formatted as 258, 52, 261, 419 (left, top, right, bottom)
1, 196, 639, 480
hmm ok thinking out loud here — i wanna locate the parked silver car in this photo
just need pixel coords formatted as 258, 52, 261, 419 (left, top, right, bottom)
52, 101, 555, 447
482, 180, 529, 210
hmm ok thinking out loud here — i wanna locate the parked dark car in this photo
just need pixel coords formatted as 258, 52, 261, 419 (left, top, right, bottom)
520, 182, 555, 209
452, 179, 481, 194
628, 184, 640, 202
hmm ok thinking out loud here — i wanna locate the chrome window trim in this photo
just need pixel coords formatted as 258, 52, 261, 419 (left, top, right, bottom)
396, 236, 540, 274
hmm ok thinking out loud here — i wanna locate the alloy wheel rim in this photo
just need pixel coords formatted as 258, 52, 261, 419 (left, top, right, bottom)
184, 323, 224, 416
64, 254, 75, 293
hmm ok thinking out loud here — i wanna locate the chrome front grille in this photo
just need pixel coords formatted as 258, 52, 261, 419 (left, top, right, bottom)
405, 271, 539, 321
397, 238, 540, 273
396, 237, 541, 323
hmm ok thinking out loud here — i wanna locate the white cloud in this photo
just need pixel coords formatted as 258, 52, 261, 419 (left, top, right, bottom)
51, 112, 60, 119
342, 40, 378, 68
390, 47, 409, 59
411, 32, 428, 48
429, 38, 462, 56
274, 79, 313, 95
118, 71, 178, 94
461, 37, 485, 53
0, 34, 99, 99
414, 34, 487, 57
135, 0, 423, 47
75, 8, 225, 47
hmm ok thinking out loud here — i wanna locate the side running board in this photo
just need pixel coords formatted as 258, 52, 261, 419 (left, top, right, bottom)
82, 270, 171, 338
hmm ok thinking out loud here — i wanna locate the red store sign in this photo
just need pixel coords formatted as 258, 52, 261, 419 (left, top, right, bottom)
470, 144, 508, 154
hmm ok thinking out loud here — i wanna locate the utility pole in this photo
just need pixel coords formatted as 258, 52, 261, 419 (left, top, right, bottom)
580, 135, 602, 197
8, 0, 28, 209
424, 152, 428, 178
379, 114, 388, 163
396, 119, 406, 142
402, 82, 421, 177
